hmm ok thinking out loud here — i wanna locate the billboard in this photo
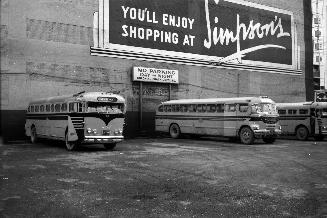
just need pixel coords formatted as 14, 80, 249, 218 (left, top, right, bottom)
91, 0, 299, 73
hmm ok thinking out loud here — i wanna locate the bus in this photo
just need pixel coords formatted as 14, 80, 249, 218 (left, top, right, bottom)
276, 102, 327, 140
25, 91, 126, 151
155, 96, 281, 144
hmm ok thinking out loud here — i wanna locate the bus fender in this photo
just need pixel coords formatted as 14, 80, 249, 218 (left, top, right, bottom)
67, 117, 78, 141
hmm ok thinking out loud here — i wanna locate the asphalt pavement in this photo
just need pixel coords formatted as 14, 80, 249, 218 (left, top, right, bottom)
1, 137, 327, 217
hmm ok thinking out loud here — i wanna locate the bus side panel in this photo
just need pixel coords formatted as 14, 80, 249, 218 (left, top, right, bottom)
49, 117, 68, 139
279, 117, 310, 135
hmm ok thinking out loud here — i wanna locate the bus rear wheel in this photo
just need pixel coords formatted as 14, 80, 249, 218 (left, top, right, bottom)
263, 137, 276, 144
30, 126, 37, 144
240, 127, 254, 145
169, 124, 181, 139
103, 143, 116, 150
296, 126, 309, 141
65, 133, 78, 151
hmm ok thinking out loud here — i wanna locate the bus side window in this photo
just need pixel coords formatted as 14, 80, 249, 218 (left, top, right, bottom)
69, 103, 75, 112
28, 106, 30, 112
208, 104, 216, 112
181, 105, 187, 112
46, 104, 50, 112
78, 103, 84, 112
197, 104, 206, 113
239, 104, 249, 113
278, 110, 286, 115
55, 104, 61, 112
158, 105, 163, 112
299, 109, 308, 115
51, 104, 54, 112
40, 105, 44, 112
35, 105, 39, 112
188, 104, 197, 112
217, 104, 224, 113
225, 104, 236, 112
61, 103, 67, 112
288, 109, 297, 115
172, 105, 176, 112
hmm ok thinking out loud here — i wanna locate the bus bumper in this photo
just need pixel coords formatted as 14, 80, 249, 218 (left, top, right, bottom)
83, 136, 124, 143
253, 129, 281, 138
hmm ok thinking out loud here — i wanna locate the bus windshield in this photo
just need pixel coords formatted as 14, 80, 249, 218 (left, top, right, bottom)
87, 102, 124, 113
251, 103, 277, 115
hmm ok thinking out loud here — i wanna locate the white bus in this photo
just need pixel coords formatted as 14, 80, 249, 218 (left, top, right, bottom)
155, 96, 281, 144
25, 91, 126, 150
277, 102, 327, 140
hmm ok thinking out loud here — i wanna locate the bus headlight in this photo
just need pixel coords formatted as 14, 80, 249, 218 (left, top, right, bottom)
87, 128, 92, 134
251, 124, 260, 130
93, 129, 97, 134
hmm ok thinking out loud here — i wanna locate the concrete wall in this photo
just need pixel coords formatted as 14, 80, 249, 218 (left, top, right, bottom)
1, 0, 307, 141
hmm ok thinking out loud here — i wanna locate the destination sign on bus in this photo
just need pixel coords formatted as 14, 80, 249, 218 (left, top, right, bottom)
97, 97, 117, 102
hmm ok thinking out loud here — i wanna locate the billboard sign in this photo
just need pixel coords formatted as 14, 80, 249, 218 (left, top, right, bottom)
133, 67, 179, 84
92, 0, 297, 72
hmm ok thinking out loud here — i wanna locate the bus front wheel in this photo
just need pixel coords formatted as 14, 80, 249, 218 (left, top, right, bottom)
65, 133, 78, 151
295, 126, 309, 141
30, 126, 37, 144
104, 143, 116, 150
169, 124, 181, 139
240, 127, 255, 145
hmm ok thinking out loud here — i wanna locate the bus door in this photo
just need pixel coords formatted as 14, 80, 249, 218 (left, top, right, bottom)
224, 104, 237, 136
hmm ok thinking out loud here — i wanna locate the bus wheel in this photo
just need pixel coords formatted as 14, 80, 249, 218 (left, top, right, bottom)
240, 127, 254, 145
30, 126, 37, 144
295, 126, 309, 141
65, 133, 78, 151
263, 137, 276, 144
104, 143, 116, 150
169, 124, 181, 139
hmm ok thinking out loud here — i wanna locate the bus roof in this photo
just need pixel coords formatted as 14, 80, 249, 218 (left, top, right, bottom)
161, 96, 275, 105
29, 92, 125, 105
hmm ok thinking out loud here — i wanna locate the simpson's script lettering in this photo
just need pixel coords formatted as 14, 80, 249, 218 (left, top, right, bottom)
203, 0, 291, 63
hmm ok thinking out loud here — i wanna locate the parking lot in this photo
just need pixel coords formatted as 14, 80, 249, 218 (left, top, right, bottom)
1, 137, 327, 217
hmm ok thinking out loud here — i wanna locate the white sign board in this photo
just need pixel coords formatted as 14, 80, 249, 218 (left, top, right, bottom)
133, 67, 179, 84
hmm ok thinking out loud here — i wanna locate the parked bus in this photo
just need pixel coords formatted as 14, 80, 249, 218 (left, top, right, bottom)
276, 102, 327, 140
155, 96, 281, 144
25, 91, 126, 150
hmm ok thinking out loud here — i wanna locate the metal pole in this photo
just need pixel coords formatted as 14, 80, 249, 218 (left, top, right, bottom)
237, 73, 240, 97
139, 81, 143, 130
169, 84, 171, 100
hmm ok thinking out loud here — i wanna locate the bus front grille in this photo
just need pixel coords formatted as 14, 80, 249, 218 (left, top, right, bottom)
71, 117, 84, 129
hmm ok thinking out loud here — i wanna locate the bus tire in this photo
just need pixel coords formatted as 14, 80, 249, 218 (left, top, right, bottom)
65, 132, 78, 151
103, 143, 116, 150
295, 126, 309, 141
263, 137, 276, 144
169, 123, 181, 139
30, 125, 37, 144
239, 127, 255, 145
